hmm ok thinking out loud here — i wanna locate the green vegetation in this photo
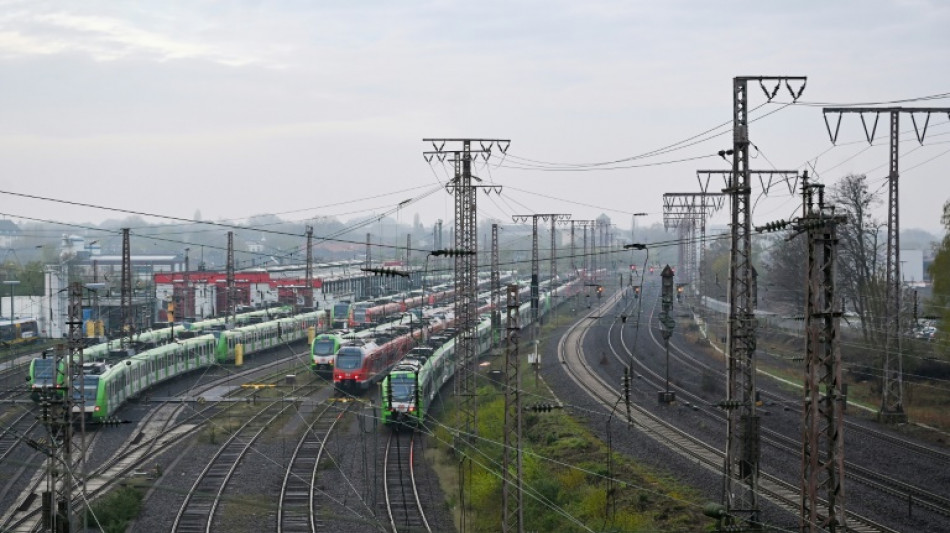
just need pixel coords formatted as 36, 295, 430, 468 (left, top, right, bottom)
428, 315, 710, 532
85, 486, 143, 533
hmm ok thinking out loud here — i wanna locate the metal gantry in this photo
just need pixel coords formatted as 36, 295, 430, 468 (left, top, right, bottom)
501, 284, 523, 533
821, 106, 950, 423
721, 75, 806, 529
571, 220, 595, 283
662, 192, 725, 298
512, 214, 570, 328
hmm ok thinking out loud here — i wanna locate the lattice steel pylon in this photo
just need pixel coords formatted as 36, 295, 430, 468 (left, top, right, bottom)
821, 106, 950, 423
364, 232, 372, 300
305, 225, 314, 309
662, 192, 725, 298
570, 221, 576, 276
796, 174, 847, 532
501, 284, 523, 533
512, 214, 570, 327
571, 220, 595, 281
424, 137, 507, 533
721, 75, 806, 529
40, 283, 84, 532
491, 224, 500, 352
121, 228, 132, 348
226, 231, 235, 322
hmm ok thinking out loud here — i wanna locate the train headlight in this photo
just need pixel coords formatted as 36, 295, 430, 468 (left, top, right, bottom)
94, 406, 100, 412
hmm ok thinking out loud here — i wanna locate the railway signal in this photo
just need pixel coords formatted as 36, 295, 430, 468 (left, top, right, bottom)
659, 265, 675, 404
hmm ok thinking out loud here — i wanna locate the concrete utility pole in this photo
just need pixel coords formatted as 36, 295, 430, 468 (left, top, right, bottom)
121, 227, 132, 348
226, 231, 235, 322
424, 137, 507, 533
305, 225, 314, 309
512, 214, 570, 328
720, 75, 805, 529
821, 106, 950, 423
501, 284, 523, 533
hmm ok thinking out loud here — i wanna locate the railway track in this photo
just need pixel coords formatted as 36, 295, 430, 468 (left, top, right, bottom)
172, 399, 296, 533
0, 411, 37, 464
621, 298, 950, 523
617, 295, 950, 523
276, 400, 352, 533
559, 290, 896, 533
0, 353, 320, 532
383, 430, 430, 533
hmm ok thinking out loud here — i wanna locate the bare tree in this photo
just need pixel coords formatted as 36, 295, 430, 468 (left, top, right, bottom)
831, 174, 886, 345
759, 234, 807, 314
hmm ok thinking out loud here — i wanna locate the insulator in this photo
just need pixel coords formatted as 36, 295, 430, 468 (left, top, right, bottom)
716, 400, 745, 409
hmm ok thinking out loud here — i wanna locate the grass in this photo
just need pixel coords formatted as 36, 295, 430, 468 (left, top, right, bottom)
703, 311, 950, 434
426, 307, 713, 532
85, 486, 143, 533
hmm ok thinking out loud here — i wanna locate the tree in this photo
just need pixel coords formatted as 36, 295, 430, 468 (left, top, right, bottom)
831, 174, 886, 345
759, 234, 807, 313
928, 200, 950, 350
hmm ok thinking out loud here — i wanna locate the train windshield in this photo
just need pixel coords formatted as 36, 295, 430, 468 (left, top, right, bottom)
333, 303, 350, 316
73, 377, 99, 407
313, 339, 337, 356
389, 375, 416, 403
335, 348, 363, 370
33, 359, 56, 383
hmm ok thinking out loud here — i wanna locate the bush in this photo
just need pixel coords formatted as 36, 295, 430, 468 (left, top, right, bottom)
86, 486, 143, 533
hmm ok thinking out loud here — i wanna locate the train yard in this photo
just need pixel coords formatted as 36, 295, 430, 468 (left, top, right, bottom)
0, 273, 948, 532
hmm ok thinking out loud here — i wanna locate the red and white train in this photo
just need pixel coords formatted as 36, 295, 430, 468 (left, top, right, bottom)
333, 315, 451, 391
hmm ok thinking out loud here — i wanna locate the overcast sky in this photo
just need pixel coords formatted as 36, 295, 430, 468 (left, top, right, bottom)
2, 0, 949, 243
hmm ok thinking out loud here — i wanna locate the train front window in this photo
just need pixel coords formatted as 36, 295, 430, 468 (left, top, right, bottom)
390, 375, 416, 403
73, 377, 99, 407
335, 348, 363, 370
34, 359, 55, 382
313, 340, 336, 356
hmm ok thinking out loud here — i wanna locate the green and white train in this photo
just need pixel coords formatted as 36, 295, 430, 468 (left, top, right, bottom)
40, 309, 328, 422
380, 278, 577, 426
29, 306, 299, 400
